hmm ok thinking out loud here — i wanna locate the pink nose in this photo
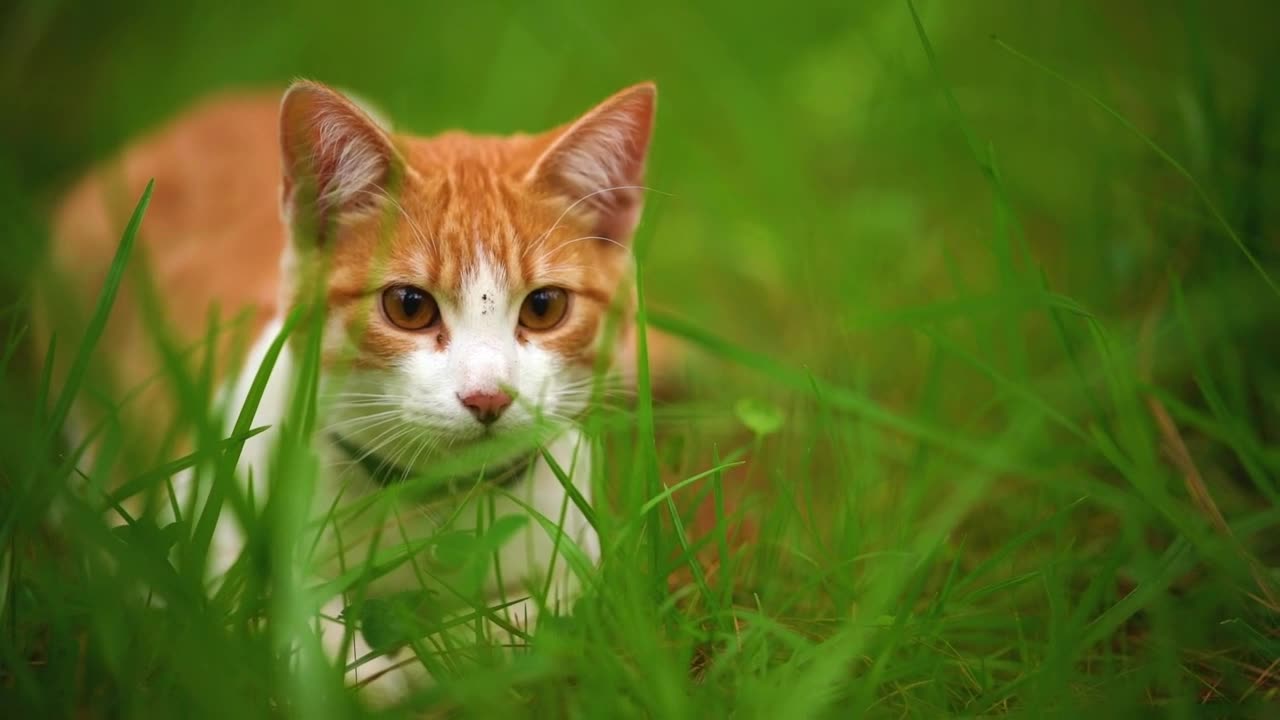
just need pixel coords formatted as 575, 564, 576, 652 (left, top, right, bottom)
458, 390, 513, 425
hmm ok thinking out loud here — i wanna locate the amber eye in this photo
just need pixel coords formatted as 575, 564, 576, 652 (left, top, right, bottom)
519, 287, 569, 330
381, 285, 438, 330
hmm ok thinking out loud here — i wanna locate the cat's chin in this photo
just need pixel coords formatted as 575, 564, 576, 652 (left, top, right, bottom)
453, 418, 567, 451
378, 423, 556, 483
411, 415, 568, 457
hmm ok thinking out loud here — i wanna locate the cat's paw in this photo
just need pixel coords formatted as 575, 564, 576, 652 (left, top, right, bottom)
318, 597, 430, 706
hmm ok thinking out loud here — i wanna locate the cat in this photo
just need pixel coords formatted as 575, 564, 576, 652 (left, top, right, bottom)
39, 79, 658, 702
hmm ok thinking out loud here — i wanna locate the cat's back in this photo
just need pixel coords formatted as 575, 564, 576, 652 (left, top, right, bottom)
52, 90, 285, 320
44, 91, 286, 436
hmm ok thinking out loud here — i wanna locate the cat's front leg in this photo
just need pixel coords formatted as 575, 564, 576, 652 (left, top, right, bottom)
318, 595, 428, 705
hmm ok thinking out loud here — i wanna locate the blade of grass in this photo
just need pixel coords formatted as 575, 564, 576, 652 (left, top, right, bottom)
43, 180, 153, 441
991, 35, 1279, 299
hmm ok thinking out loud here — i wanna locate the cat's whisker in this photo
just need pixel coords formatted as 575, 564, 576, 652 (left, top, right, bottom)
519, 262, 596, 277
319, 396, 407, 412
364, 425, 420, 480
320, 422, 401, 450
356, 185, 437, 255
343, 418, 418, 467
325, 400, 402, 412
378, 427, 424, 484
522, 184, 669, 261
322, 397, 401, 407
554, 384, 633, 401
528, 236, 629, 269
399, 431, 437, 486
561, 374, 627, 390
320, 410, 403, 435
394, 440, 423, 486
322, 391, 407, 400
321, 410, 401, 429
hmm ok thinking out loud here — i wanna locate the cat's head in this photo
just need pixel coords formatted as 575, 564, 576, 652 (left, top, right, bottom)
276, 80, 655, 461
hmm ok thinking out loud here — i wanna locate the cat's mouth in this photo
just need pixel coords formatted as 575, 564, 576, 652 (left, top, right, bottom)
327, 431, 537, 498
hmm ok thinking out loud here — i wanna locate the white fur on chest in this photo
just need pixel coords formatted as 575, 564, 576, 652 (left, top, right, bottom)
191, 317, 602, 701
214, 315, 600, 608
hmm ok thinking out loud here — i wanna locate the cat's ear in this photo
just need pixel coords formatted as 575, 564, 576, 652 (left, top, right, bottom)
525, 82, 656, 244
279, 80, 402, 238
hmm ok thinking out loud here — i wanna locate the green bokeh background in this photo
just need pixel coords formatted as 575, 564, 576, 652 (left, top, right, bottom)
5, 1, 1279, 385
2, 0, 1278, 716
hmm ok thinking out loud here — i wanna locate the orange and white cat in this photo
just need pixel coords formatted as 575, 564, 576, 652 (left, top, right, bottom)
42, 79, 657, 701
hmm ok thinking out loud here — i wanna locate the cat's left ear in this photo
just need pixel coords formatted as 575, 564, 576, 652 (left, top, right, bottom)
279, 80, 404, 240
525, 82, 656, 244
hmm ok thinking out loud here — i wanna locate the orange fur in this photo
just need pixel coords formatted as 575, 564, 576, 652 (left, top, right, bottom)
38, 80, 706, 703
41, 93, 284, 453
40, 82, 671, 449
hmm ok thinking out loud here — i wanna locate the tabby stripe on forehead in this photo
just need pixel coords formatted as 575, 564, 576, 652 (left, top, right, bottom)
434, 172, 454, 212
494, 179, 526, 282
435, 174, 461, 290
480, 172, 514, 280
575, 287, 611, 305
327, 262, 377, 304
328, 285, 371, 306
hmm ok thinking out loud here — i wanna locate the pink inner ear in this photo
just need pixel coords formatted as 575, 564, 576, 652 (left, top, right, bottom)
279, 82, 399, 221
527, 83, 656, 243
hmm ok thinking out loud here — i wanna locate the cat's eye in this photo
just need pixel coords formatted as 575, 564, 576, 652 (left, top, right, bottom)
519, 287, 569, 331
382, 285, 439, 331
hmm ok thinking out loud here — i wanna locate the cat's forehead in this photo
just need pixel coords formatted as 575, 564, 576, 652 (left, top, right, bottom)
323, 133, 626, 302
417, 161, 549, 243
366, 162, 604, 297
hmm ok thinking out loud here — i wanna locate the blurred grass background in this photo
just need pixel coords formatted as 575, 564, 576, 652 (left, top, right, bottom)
2, 0, 1279, 717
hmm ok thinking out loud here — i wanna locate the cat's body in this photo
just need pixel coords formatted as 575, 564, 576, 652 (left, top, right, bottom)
40, 81, 658, 701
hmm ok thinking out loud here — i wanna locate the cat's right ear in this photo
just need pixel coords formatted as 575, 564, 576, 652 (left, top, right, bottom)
279, 80, 403, 241
525, 82, 656, 245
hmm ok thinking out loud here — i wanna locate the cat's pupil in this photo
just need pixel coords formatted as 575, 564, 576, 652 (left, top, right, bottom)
530, 290, 550, 316
401, 289, 423, 316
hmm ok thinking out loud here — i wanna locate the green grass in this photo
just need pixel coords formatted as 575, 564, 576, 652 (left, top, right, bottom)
3, 0, 1280, 717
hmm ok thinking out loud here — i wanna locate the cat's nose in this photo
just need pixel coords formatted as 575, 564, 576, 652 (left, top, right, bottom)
458, 390, 513, 425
